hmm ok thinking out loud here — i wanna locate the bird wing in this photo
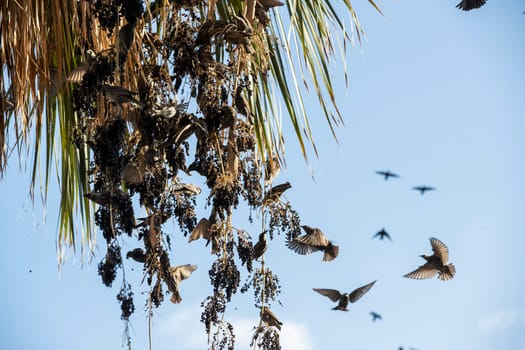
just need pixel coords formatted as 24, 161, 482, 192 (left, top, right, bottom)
287, 239, 315, 255
403, 264, 438, 280
429, 237, 449, 264
412, 186, 423, 192
348, 280, 376, 303
296, 229, 329, 247
313, 288, 342, 302
456, 0, 486, 11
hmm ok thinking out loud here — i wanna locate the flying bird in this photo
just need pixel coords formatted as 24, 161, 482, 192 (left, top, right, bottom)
252, 231, 268, 260
168, 264, 198, 303
404, 237, 456, 281
287, 225, 339, 262
370, 311, 382, 322
188, 218, 211, 242
456, 0, 486, 11
66, 49, 96, 83
412, 185, 435, 195
375, 170, 400, 181
262, 182, 291, 205
313, 280, 377, 311
373, 228, 392, 241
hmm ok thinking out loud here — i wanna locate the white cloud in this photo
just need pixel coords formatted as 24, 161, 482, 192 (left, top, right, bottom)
233, 318, 315, 350
156, 306, 315, 350
477, 309, 519, 331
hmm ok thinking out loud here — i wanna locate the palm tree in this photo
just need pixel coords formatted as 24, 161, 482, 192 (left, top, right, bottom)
1, 0, 380, 348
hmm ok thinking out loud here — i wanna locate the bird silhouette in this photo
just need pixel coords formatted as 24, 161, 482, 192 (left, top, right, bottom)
456, 0, 486, 11
101, 84, 144, 107
287, 225, 339, 262
313, 280, 377, 311
412, 185, 435, 195
370, 311, 382, 321
375, 170, 400, 181
262, 182, 291, 205
260, 307, 282, 330
404, 237, 456, 281
252, 231, 268, 260
373, 228, 392, 241
126, 248, 146, 263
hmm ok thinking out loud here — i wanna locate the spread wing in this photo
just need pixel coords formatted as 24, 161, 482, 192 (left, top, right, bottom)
313, 288, 342, 302
348, 280, 376, 303
296, 229, 329, 247
430, 237, 449, 264
404, 264, 438, 280
287, 239, 316, 255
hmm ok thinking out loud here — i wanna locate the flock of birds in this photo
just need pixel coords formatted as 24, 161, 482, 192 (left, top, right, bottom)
279, 169, 456, 349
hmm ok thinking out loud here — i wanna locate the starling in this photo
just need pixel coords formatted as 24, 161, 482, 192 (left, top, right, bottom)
412, 185, 435, 195
260, 307, 282, 330
373, 228, 392, 241
173, 183, 202, 196
84, 189, 129, 207
168, 264, 198, 303
135, 211, 171, 228
188, 218, 211, 242
287, 225, 339, 262
456, 0, 486, 11
264, 154, 281, 185
313, 280, 377, 311
235, 86, 253, 120
257, 0, 284, 10
126, 248, 146, 263
262, 182, 291, 205
404, 237, 456, 281
66, 49, 96, 83
101, 84, 144, 108
375, 170, 400, 181
370, 311, 382, 322
121, 162, 145, 184
117, 19, 137, 56
252, 231, 268, 260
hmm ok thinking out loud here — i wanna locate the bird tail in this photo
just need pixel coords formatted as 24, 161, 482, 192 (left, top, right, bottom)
438, 263, 456, 281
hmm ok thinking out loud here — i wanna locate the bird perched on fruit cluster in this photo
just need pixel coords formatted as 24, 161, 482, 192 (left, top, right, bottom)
287, 225, 339, 262
404, 237, 456, 281
313, 280, 377, 311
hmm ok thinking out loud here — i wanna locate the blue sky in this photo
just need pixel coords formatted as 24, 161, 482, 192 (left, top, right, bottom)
1, 1, 524, 349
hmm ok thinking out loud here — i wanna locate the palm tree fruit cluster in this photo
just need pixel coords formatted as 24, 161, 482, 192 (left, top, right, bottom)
68, 1, 318, 348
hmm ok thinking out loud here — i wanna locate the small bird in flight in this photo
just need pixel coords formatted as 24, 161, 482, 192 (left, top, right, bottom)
373, 228, 392, 241
287, 225, 339, 262
370, 311, 382, 322
262, 182, 291, 205
404, 237, 456, 281
375, 170, 400, 181
456, 0, 486, 11
313, 280, 377, 311
412, 186, 436, 195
